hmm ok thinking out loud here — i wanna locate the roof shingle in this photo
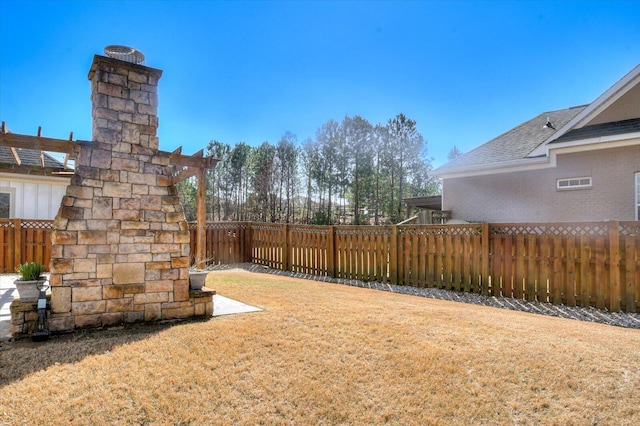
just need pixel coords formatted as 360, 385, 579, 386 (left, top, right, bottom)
433, 105, 587, 174
0, 147, 69, 171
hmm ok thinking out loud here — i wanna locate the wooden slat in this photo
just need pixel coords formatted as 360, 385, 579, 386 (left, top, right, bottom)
418, 231, 426, 288
515, 235, 525, 300
566, 237, 576, 307
10, 147, 21, 165
451, 234, 460, 291
357, 230, 363, 281
411, 231, 419, 287
580, 236, 591, 308
406, 231, 413, 285
0, 131, 82, 154
595, 236, 606, 309
609, 222, 621, 312
444, 234, 453, 290
328, 226, 335, 278
624, 237, 637, 312
490, 234, 502, 296
172, 166, 200, 183
12, 219, 21, 271
389, 226, 398, 285
526, 236, 537, 302
552, 237, 563, 305
504, 235, 514, 298
0, 224, 6, 273
463, 234, 471, 293
194, 169, 207, 268
472, 234, 481, 293
428, 232, 435, 286
435, 234, 443, 288
538, 235, 549, 303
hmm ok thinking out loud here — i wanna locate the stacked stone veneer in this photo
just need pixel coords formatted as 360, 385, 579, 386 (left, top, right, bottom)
47, 55, 212, 333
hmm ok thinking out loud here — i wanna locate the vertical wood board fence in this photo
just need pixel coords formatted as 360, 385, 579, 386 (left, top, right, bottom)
0, 219, 54, 273
187, 222, 250, 266
1, 219, 638, 313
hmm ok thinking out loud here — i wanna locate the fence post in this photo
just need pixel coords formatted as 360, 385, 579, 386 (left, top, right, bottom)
609, 221, 621, 312
244, 222, 252, 263
283, 223, 290, 272
390, 225, 398, 285
481, 222, 490, 296
12, 218, 21, 271
327, 225, 336, 278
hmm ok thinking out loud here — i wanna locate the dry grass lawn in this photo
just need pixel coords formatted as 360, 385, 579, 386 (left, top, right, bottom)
2, 269, 640, 425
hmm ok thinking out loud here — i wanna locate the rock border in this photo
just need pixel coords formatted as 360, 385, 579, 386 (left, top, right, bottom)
209, 263, 640, 330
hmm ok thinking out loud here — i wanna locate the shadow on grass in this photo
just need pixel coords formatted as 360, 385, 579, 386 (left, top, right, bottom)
0, 317, 210, 387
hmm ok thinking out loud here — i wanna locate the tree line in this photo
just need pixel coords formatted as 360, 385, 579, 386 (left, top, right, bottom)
177, 113, 440, 225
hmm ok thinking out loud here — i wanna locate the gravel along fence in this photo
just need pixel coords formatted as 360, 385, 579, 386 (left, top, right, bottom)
209, 263, 640, 330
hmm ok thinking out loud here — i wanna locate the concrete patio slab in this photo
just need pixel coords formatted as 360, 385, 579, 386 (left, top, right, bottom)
1, 275, 261, 341
0, 275, 18, 341
213, 295, 262, 317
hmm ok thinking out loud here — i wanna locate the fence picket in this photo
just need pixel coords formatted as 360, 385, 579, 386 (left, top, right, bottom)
502, 235, 513, 298
566, 237, 576, 306
543, 235, 552, 303
552, 237, 563, 305
624, 237, 637, 312
595, 236, 606, 309
580, 236, 591, 308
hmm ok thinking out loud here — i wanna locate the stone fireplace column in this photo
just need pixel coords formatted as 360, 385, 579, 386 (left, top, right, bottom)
48, 55, 208, 332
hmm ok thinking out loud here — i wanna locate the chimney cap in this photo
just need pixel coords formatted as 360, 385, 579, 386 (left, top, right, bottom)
104, 45, 145, 64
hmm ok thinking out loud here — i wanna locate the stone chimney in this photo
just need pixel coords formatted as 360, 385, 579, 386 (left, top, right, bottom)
48, 54, 212, 332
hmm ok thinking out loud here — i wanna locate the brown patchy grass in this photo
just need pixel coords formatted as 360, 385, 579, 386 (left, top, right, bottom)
2, 269, 640, 425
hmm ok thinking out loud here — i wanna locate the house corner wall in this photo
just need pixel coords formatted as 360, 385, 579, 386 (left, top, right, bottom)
443, 146, 640, 223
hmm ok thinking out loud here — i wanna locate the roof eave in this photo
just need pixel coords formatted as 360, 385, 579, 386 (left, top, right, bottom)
0, 170, 72, 183
543, 134, 640, 156
432, 156, 550, 179
531, 64, 640, 156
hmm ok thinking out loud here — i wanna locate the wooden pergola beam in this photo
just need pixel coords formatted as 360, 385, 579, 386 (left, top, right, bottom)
0, 130, 219, 170
172, 166, 200, 184
162, 149, 218, 169
0, 131, 83, 154
166, 148, 218, 268
9, 147, 21, 165
195, 167, 207, 269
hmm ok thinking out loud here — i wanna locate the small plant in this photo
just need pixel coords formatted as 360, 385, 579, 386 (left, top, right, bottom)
189, 255, 216, 271
17, 262, 45, 281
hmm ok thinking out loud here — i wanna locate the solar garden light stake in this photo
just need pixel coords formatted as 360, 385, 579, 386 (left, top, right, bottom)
32, 279, 50, 342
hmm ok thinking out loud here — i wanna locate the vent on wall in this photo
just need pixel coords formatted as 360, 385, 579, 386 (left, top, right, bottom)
104, 45, 145, 64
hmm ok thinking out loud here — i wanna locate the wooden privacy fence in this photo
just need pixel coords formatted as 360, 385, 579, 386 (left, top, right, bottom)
187, 222, 251, 266
2, 219, 639, 313
246, 221, 640, 313
0, 219, 54, 273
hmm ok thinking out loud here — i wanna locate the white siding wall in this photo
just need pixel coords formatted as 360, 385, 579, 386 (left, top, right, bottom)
0, 173, 70, 220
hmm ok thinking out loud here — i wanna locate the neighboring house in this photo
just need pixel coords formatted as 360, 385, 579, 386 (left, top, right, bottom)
432, 64, 640, 223
0, 146, 72, 220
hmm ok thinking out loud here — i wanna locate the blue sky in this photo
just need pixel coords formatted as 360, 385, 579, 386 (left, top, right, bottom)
1, 0, 639, 167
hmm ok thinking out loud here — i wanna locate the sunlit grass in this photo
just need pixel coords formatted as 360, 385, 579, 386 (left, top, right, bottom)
2, 269, 640, 424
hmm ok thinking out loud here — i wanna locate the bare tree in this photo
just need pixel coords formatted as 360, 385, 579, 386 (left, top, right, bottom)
447, 145, 463, 161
